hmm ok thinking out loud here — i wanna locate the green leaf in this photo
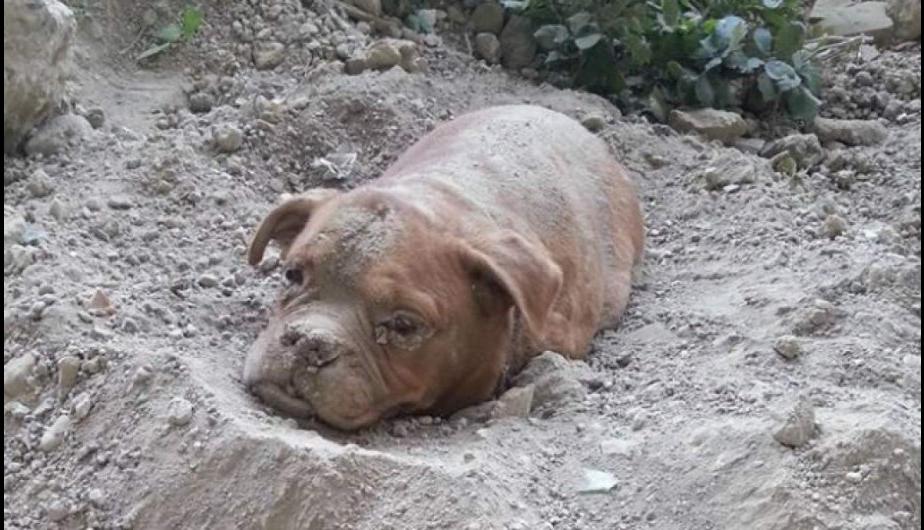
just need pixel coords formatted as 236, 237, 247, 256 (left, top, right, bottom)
757, 73, 778, 102
785, 87, 820, 121
765, 60, 802, 91
754, 28, 773, 56
774, 22, 805, 59
575, 33, 605, 50
792, 50, 822, 95
727, 52, 763, 73
158, 23, 183, 43
534, 24, 569, 50
705, 56, 723, 71
181, 6, 203, 40
714, 16, 748, 51
501, 0, 530, 9
137, 42, 173, 61
626, 34, 652, 65
762, 0, 784, 8
695, 75, 716, 106
662, 0, 680, 29
567, 12, 595, 35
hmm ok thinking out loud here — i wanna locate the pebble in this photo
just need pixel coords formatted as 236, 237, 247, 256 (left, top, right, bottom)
87, 488, 107, 508
774, 336, 803, 360
167, 398, 195, 427
85, 108, 106, 129
107, 196, 133, 210
73, 393, 94, 421
27, 169, 55, 197
253, 41, 286, 70
198, 274, 220, 288
773, 398, 817, 449
822, 214, 849, 239
581, 115, 607, 133
49, 199, 67, 221
845, 471, 864, 484
188, 92, 215, 114
40, 415, 73, 452
492, 384, 535, 419
213, 126, 244, 153
57, 356, 82, 393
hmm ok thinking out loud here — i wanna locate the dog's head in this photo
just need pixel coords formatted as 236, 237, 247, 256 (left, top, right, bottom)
243, 189, 562, 430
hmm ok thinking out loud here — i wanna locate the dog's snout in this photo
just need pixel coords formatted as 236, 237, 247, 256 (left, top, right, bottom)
280, 325, 344, 368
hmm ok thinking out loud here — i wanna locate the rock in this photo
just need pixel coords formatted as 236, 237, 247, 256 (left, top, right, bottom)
365, 40, 403, 70
27, 169, 54, 197
197, 274, 220, 288
4, 0, 77, 153
814, 118, 888, 147
450, 401, 495, 423
792, 299, 845, 336
810, 0, 896, 45
87, 488, 107, 508
581, 115, 608, 133
761, 134, 825, 169
669, 109, 749, 144
698, 152, 765, 190
887, 0, 922, 41
24, 114, 93, 157
774, 336, 803, 360
347, 0, 382, 16
600, 438, 635, 457
213, 126, 244, 153
87, 290, 114, 315
773, 398, 817, 448
73, 393, 94, 421
734, 137, 767, 155
253, 41, 286, 70
345, 58, 367, 75
84, 107, 105, 129
57, 356, 81, 394
577, 469, 619, 494
167, 398, 194, 427
40, 414, 72, 452
492, 384, 534, 419
188, 92, 215, 113
822, 214, 849, 239
500, 15, 537, 70
4, 353, 36, 402
471, 2, 505, 35
474, 32, 501, 64
397, 41, 424, 73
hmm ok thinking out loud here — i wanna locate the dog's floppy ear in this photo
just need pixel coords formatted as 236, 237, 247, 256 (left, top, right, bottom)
458, 230, 563, 340
247, 189, 340, 266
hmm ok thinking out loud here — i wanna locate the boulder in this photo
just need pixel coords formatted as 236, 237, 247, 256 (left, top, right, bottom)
4, 0, 77, 154
887, 0, 922, 41
810, 0, 895, 45
813, 117, 888, 147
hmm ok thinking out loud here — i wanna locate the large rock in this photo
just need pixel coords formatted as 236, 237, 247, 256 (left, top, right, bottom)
499, 15, 537, 70
887, 0, 922, 41
3, 0, 77, 154
669, 109, 749, 144
809, 0, 895, 45
23, 113, 93, 157
814, 117, 889, 146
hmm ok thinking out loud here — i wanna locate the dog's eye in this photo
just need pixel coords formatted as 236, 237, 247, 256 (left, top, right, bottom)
388, 315, 419, 336
284, 267, 304, 285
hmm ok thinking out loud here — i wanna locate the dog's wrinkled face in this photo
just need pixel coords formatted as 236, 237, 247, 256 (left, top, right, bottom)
244, 189, 562, 430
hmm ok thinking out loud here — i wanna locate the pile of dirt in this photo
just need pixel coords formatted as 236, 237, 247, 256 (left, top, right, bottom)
4, 0, 920, 529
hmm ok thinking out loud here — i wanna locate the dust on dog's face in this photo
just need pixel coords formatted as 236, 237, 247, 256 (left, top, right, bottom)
243, 189, 560, 431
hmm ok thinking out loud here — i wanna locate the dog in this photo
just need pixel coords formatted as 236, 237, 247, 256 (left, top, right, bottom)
244, 105, 645, 430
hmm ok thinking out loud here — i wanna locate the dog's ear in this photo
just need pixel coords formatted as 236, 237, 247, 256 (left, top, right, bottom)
458, 231, 563, 340
247, 189, 340, 266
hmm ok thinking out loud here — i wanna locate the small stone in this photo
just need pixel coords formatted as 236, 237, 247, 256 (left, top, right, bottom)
822, 214, 849, 239
364, 40, 403, 70
810, 0, 895, 46
492, 384, 535, 419
40, 415, 73, 452
49, 199, 67, 221
761, 134, 825, 169
197, 274, 220, 288
471, 2, 505, 35
474, 32, 501, 64
27, 168, 54, 197
87, 290, 114, 315
4, 353, 37, 401
669, 109, 749, 144
846, 471, 864, 484
774, 336, 803, 360
814, 118, 888, 147
73, 393, 94, 421
253, 41, 286, 70
213, 126, 244, 153
87, 488, 107, 508
577, 469, 619, 494
773, 398, 817, 449
581, 115, 607, 133
57, 356, 82, 393
188, 92, 215, 113
167, 398, 194, 427
106, 195, 133, 210
84, 107, 105, 129
345, 58, 367, 75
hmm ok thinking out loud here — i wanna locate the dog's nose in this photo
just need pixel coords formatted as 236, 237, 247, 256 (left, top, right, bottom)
280, 326, 343, 368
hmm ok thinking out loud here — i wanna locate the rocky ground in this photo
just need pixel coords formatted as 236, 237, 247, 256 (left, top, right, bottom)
3, 0, 921, 529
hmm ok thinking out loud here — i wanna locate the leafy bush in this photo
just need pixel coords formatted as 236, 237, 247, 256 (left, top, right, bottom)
138, 6, 204, 62
505, 0, 822, 121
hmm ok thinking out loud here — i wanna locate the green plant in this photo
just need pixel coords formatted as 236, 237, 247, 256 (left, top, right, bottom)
507, 0, 822, 121
137, 6, 204, 62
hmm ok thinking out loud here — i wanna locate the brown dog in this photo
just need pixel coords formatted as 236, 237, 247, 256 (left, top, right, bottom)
244, 105, 644, 430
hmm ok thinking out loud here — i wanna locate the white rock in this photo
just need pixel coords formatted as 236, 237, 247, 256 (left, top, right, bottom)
773, 398, 817, 448
4, 353, 37, 401
167, 398, 194, 427
577, 469, 619, 494
40, 414, 72, 452
492, 384, 534, 419
4, 0, 76, 153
